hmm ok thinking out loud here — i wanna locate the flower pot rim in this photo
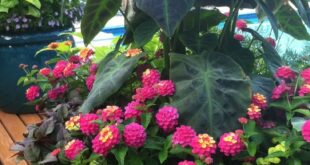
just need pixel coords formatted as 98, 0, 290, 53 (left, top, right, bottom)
0, 27, 74, 46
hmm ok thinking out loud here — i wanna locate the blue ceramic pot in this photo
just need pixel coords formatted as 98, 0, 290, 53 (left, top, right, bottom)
0, 28, 74, 114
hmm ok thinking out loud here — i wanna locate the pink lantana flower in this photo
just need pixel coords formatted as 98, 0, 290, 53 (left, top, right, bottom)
302, 120, 310, 143
271, 81, 290, 100
25, 85, 40, 101
236, 20, 247, 30
301, 68, 310, 83
234, 34, 245, 41
172, 125, 196, 147
64, 140, 85, 160
218, 132, 245, 156
275, 66, 296, 80
156, 106, 179, 133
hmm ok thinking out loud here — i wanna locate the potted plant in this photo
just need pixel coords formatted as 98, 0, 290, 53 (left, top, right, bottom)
0, 0, 83, 113
12, 0, 310, 164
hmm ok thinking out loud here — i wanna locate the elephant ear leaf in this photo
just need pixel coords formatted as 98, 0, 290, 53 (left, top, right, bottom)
79, 53, 144, 113
81, 0, 121, 45
170, 52, 251, 138
135, 0, 194, 37
243, 28, 282, 76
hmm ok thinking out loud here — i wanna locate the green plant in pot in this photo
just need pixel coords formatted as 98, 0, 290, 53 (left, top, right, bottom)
0, 0, 82, 114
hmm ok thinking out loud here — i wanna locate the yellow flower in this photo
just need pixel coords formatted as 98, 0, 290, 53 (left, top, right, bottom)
65, 116, 80, 131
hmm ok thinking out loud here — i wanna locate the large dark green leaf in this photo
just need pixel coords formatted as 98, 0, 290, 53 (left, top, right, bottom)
121, 0, 153, 44
79, 53, 144, 113
135, 0, 194, 37
81, 0, 121, 45
218, 0, 241, 50
217, 2, 255, 74
170, 52, 251, 137
243, 28, 282, 75
275, 4, 310, 40
254, 0, 279, 38
220, 39, 255, 75
134, 19, 159, 47
179, 32, 218, 54
251, 76, 275, 102
292, 0, 310, 28
183, 9, 226, 32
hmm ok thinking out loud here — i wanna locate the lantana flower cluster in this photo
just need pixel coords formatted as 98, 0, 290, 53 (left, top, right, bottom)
21, 41, 97, 111
58, 68, 248, 164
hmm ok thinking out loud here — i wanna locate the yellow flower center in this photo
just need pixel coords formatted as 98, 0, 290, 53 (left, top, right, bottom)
223, 133, 237, 144
198, 134, 215, 149
248, 104, 261, 113
65, 116, 80, 131
253, 93, 267, 104
305, 84, 310, 89
104, 106, 118, 117
143, 69, 151, 76
65, 140, 76, 150
99, 127, 113, 143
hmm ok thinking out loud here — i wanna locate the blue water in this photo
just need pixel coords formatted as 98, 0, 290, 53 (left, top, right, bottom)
102, 13, 307, 56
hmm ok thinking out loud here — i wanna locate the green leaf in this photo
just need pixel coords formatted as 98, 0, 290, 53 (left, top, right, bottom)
247, 142, 257, 156
170, 52, 251, 137
291, 117, 307, 132
244, 120, 256, 137
159, 136, 171, 163
292, 0, 310, 28
243, 28, 282, 75
275, 4, 310, 40
27, 5, 40, 17
17, 77, 26, 86
179, 32, 218, 54
127, 149, 143, 165
183, 9, 226, 32
251, 76, 275, 102
294, 109, 310, 117
135, 0, 195, 37
169, 145, 192, 155
81, 0, 121, 45
266, 151, 286, 158
58, 150, 71, 165
195, 160, 204, 165
254, 0, 278, 38
141, 112, 152, 129
220, 39, 255, 74
24, 143, 41, 162
25, 0, 41, 9
0, 5, 9, 12
144, 137, 164, 150
134, 19, 159, 47
288, 158, 302, 165
36, 118, 56, 138
111, 146, 128, 165
158, 149, 168, 164
270, 96, 310, 111
79, 53, 144, 113
0, 0, 18, 8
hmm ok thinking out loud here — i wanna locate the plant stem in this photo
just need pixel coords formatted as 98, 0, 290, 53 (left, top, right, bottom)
162, 34, 171, 79
247, 21, 263, 49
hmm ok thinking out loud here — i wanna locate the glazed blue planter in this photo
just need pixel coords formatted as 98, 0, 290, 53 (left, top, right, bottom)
0, 28, 73, 114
